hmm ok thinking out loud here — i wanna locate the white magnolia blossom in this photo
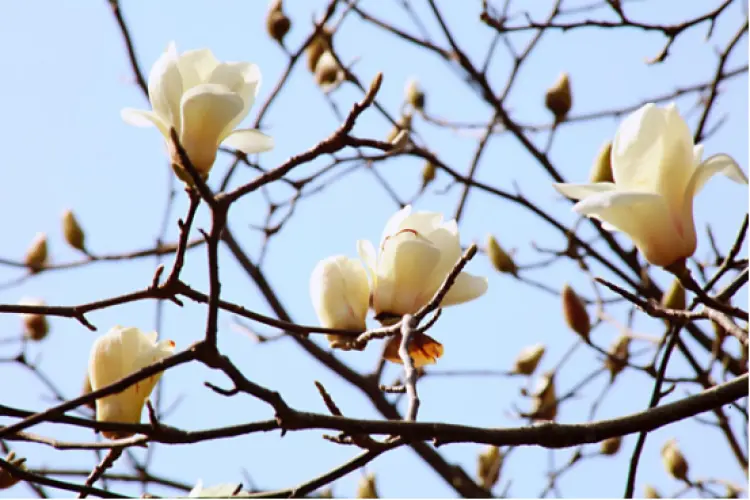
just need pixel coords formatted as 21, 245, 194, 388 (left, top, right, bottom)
88, 326, 175, 438
554, 103, 747, 267
122, 42, 273, 179
310, 255, 370, 331
358, 206, 488, 319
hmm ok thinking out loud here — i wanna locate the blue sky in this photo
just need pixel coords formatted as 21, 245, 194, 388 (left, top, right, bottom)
0, 0, 747, 498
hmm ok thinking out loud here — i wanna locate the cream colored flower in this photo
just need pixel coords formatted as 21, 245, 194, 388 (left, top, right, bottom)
88, 326, 175, 438
357, 206, 488, 319
554, 103, 747, 267
122, 42, 273, 179
310, 255, 370, 348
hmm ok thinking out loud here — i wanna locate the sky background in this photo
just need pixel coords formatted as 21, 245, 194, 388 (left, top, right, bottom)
0, 0, 748, 498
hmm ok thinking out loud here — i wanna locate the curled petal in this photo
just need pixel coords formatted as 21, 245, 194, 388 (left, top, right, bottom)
574, 191, 695, 267
222, 129, 274, 155
121, 109, 170, 138
179, 84, 245, 175
440, 272, 488, 307
554, 182, 616, 201
687, 153, 748, 199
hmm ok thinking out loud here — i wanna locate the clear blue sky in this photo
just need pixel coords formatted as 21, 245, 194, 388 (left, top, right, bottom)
0, 0, 747, 498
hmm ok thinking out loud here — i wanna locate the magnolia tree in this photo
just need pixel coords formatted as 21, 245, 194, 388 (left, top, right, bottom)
0, 0, 748, 498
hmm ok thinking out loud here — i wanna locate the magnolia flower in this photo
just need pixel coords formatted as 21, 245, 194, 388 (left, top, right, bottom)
358, 206, 488, 366
88, 326, 175, 438
310, 255, 370, 349
554, 103, 747, 267
122, 43, 274, 180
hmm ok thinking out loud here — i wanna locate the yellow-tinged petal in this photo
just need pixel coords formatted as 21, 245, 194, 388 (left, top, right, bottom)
383, 333, 444, 367
310, 255, 370, 330
177, 48, 221, 90
375, 232, 441, 315
553, 182, 616, 201
121, 109, 170, 138
148, 43, 183, 129
222, 129, 274, 155
440, 272, 489, 306
573, 191, 695, 267
687, 153, 748, 199
179, 84, 245, 175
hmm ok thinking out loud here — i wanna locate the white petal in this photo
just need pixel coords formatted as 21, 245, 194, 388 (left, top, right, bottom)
574, 191, 695, 267
179, 84, 245, 175
612, 103, 693, 211
440, 272, 488, 307
356, 239, 377, 276
687, 153, 748, 199
148, 44, 183, 128
310, 256, 370, 330
222, 129, 274, 155
376, 234, 441, 315
177, 48, 221, 90
211, 63, 262, 133
121, 108, 170, 138
693, 144, 704, 166
554, 182, 616, 201
380, 206, 412, 244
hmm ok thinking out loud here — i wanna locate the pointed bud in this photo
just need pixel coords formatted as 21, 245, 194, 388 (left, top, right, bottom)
661, 439, 689, 482
512, 343, 546, 375
561, 284, 589, 341
404, 78, 425, 111
314, 51, 344, 92
356, 473, 378, 498
390, 130, 410, 151
661, 278, 686, 310
545, 72, 572, 122
421, 161, 436, 189
486, 234, 518, 275
477, 446, 503, 489
62, 209, 86, 252
529, 372, 557, 421
306, 27, 333, 72
604, 334, 630, 380
589, 141, 613, 183
600, 436, 622, 456
24, 232, 48, 271
724, 484, 741, 498
20, 298, 49, 342
266, 0, 291, 45
386, 113, 412, 143
0, 451, 27, 490
644, 485, 661, 498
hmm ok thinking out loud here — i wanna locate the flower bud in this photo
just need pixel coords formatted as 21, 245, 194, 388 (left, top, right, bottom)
528, 372, 557, 421
561, 284, 589, 341
306, 27, 333, 72
724, 484, 742, 498
486, 234, 518, 275
661, 439, 689, 481
390, 129, 410, 151
421, 161, 436, 189
604, 334, 630, 380
314, 51, 344, 92
599, 435, 622, 456
545, 72, 572, 122
356, 473, 378, 498
24, 232, 48, 271
20, 298, 49, 342
512, 343, 545, 375
644, 485, 661, 498
404, 78, 425, 111
661, 278, 686, 310
266, 0, 291, 45
0, 451, 27, 490
61, 209, 86, 252
589, 141, 614, 183
386, 113, 412, 143
477, 446, 503, 489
